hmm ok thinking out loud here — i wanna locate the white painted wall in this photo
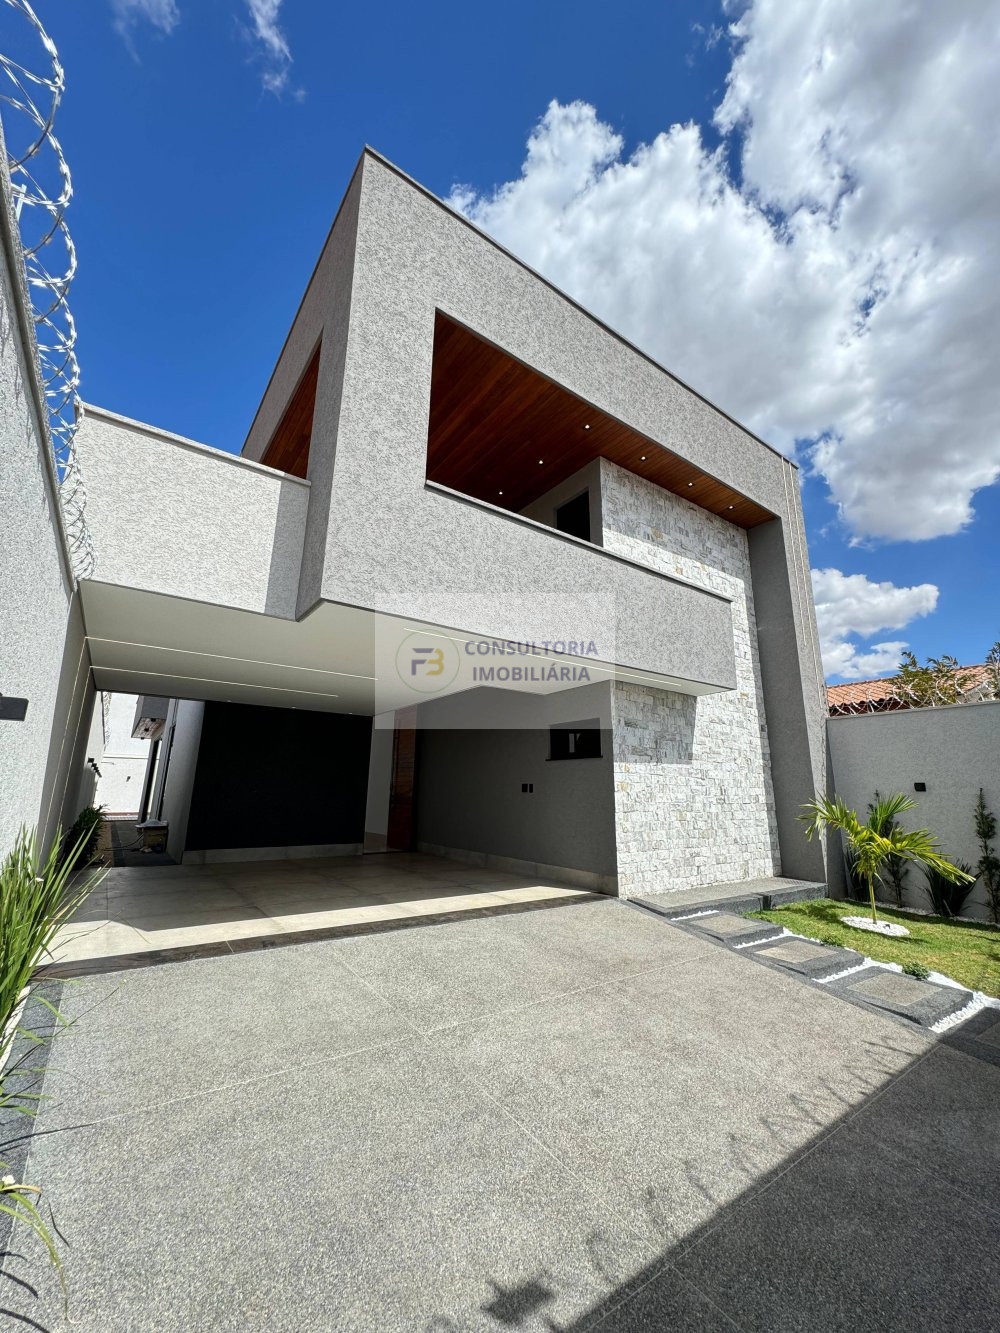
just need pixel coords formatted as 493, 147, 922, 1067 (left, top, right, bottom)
152, 699, 206, 862
93, 693, 150, 815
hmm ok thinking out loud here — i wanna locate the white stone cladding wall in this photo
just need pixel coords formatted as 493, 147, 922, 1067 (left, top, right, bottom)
601, 460, 779, 896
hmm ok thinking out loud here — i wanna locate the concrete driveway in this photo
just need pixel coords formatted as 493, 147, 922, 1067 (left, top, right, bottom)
2, 898, 998, 1330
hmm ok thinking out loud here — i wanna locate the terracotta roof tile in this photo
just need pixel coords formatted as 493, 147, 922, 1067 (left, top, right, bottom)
827, 664, 993, 715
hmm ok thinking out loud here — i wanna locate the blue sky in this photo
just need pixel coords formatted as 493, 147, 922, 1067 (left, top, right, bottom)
11, 1, 999, 680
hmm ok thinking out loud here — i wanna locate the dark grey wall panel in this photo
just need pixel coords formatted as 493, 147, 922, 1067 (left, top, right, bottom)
185, 702, 371, 851
415, 725, 617, 877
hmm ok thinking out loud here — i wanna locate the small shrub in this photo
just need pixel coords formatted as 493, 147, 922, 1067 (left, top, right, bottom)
60, 805, 105, 868
974, 790, 1000, 924
903, 961, 931, 980
815, 933, 843, 948
1, 825, 105, 1058
922, 861, 975, 918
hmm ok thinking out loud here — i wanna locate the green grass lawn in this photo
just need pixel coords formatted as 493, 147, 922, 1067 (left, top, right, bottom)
750, 899, 1000, 997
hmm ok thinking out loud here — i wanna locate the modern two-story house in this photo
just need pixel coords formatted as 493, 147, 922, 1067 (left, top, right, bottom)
3, 148, 827, 901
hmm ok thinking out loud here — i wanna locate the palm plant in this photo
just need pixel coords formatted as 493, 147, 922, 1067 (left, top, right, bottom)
800, 793, 974, 926
922, 861, 976, 918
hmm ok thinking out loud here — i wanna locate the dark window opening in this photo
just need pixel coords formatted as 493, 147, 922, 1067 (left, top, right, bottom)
549, 719, 602, 761
554, 490, 591, 542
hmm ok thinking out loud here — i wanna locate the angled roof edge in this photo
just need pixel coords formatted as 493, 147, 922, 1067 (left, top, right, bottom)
242, 144, 797, 471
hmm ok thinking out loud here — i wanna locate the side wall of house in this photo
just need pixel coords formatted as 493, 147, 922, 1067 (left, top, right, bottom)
0, 150, 93, 857
601, 462, 780, 896
828, 701, 1000, 920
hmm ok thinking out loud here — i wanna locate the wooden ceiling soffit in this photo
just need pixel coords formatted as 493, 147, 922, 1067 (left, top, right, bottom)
259, 346, 321, 480
425, 313, 773, 529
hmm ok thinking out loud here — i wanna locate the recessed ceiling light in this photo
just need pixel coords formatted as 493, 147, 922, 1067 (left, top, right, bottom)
640, 455, 646, 461
498, 490, 504, 496
538, 459, 544, 465
687, 481, 694, 487
728, 504, 734, 510
583, 424, 590, 430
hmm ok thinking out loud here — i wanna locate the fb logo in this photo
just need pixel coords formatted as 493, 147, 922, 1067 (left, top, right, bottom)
410, 647, 445, 677
395, 632, 460, 693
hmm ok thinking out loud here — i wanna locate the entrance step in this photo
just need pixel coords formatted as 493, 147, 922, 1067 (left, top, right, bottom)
825, 966, 973, 1028
747, 935, 864, 981
668, 911, 784, 948
634, 876, 826, 919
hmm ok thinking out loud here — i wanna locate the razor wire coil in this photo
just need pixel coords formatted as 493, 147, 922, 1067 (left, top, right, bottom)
1, 0, 94, 578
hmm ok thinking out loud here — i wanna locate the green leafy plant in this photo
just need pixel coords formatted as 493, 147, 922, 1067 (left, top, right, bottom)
1, 825, 104, 1045
60, 804, 105, 868
903, 961, 931, 980
0, 825, 105, 1305
869, 790, 909, 907
922, 860, 976, 918
1, 1156, 64, 1307
890, 651, 974, 708
974, 789, 1000, 924
985, 641, 1000, 700
800, 793, 974, 926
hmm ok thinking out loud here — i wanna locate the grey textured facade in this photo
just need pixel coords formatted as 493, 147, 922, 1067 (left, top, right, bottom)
3, 147, 828, 897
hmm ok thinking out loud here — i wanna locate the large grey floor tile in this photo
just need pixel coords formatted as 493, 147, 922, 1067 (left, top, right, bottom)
30, 938, 416, 1125
575, 1263, 739, 1331
334, 901, 713, 1032
843, 1043, 1000, 1211
432, 950, 931, 1247
3, 1044, 657, 1333
675, 1121, 1000, 1331
614, 948, 931, 1103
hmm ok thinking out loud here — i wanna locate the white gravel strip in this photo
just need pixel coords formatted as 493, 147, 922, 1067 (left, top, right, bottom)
769, 925, 1000, 1031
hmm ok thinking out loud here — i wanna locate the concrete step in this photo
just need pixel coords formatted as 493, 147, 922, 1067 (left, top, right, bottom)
634, 877, 826, 920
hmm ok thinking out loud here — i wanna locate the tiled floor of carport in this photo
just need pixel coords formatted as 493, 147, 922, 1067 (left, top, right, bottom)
49, 851, 591, 968
3, 897, 998, 1330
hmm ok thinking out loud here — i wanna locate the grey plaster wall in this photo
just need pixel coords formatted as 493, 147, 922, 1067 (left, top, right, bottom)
828, 701, 1000, 920
520, 461, 604, 545
0, 147, 89, 856
239, 166, 363, 620
748, 479, 828, 881
415, 683, 617, 886
76, 408, 309, 618
288, 153, 742, 690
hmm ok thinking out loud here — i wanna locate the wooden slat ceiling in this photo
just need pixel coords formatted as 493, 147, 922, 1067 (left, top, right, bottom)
260, 346, 320, 479
426, 313, 773, 528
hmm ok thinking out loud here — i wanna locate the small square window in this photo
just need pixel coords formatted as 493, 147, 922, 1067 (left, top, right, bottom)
549, 719, 602, 761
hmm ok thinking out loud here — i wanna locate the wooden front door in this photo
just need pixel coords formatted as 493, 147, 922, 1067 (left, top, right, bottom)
386, 706, 419, 851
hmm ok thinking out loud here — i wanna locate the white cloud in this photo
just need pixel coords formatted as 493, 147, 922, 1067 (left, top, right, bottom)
110, 0, 179, 35
109, 1, 299, 95
810, 567, 938, 679
449, 1, 1000, 544
245, 0, 294, 95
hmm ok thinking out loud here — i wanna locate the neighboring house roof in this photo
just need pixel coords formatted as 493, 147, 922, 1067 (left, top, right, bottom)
827, 664, 995, 716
